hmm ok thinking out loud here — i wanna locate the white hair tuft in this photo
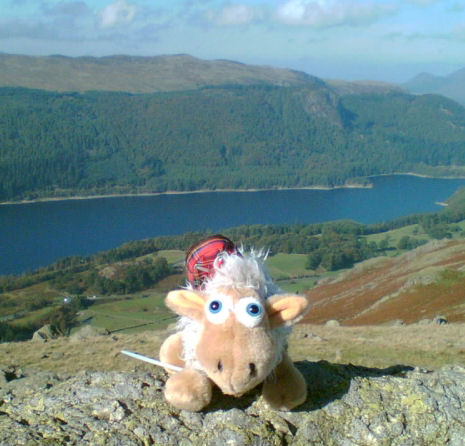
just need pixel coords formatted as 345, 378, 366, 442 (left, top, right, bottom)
203, 250, 280, 299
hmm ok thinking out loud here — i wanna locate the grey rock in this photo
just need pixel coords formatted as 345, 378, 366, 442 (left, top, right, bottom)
1, 361, 464, 445
70, 324, 110, 340
433, 315, 448, 325
390, 319, 404, 326
325, 320, 340, 327
302, 332, 324, 342
417, 318, 432, 325
31, 324, 59, 342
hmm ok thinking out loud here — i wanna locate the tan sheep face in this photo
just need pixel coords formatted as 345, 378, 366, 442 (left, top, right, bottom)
195, 287, 277, 396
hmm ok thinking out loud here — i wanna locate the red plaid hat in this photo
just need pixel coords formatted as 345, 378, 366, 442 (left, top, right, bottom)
185, 234, 239, 288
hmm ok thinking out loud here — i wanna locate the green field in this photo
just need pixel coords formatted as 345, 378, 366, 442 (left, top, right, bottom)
77, 252, 185, 334
148, 250, 185, 266
80, 294, 175, 334
365, 224, 422, 245
265, 253, 310, 279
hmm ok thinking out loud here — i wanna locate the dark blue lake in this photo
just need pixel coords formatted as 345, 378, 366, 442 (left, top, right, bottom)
1, 175, 465, 276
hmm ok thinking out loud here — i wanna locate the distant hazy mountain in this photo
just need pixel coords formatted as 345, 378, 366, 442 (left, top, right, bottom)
403, 68, 465, 106
0, 53, 321, 93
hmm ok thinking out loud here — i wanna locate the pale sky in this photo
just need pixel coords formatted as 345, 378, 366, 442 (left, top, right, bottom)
1, 0, 464, 82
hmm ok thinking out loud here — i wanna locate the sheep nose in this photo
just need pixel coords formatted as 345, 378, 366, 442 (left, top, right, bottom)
249, 363, 257, 378
217, 360, 223, 372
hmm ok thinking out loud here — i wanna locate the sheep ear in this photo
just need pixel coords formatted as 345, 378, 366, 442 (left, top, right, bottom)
266, 294, 309, 328
165, 289, 205, 320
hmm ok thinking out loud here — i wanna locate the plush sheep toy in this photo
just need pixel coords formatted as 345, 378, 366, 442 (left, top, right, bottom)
158, 235, 309, 411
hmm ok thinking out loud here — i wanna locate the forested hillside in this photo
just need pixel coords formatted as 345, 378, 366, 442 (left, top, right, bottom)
1, 85, 465, 201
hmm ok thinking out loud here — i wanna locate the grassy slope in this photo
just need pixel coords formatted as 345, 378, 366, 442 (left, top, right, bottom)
1, 323, 463, 375
304, 239, 465, 325
289, 323, 465, 369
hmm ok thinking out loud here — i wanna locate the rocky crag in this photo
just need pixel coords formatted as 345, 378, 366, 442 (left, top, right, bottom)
1, 360, 464, 445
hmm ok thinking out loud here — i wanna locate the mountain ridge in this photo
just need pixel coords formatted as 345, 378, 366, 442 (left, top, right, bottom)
0, 52, 320, 93
0, 52, 403, 96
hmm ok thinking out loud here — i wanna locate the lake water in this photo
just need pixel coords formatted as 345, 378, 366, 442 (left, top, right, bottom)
1, 175, 465, 276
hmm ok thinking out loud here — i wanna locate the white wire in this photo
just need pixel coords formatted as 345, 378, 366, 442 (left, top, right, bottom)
121, 350, 183, 372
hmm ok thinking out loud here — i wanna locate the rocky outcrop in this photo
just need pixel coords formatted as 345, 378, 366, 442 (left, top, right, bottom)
1, 360, 464, 445
31, 324, 60, 343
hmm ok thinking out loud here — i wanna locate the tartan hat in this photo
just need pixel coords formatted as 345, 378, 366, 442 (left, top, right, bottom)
185, 234, 239, 289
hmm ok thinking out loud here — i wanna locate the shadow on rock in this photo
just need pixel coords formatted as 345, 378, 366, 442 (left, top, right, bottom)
199, 360, 414, 413
205, 385, 262, 412
295, 360, 414, 412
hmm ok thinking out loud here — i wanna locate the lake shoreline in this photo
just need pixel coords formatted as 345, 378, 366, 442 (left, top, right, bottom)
3, 171, 465, 206
0, 183, 373, 206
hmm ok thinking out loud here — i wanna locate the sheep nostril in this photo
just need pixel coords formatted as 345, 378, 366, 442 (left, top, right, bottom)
217, 360, 223, 372
249, 363, 257, 378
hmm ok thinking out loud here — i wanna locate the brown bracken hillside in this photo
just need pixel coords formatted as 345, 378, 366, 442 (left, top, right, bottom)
303, 239, 465, 325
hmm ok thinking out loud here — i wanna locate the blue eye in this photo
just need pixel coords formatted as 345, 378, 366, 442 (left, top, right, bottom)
209, 300, 222, 314
246, 303, 262, 317
205, 295, 232, 324
235, 298, 264, 327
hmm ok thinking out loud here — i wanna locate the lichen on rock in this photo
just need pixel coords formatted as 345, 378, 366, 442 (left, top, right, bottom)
0, 361, 464, 445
